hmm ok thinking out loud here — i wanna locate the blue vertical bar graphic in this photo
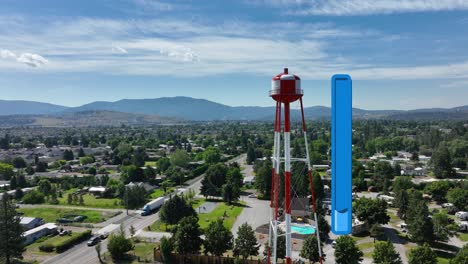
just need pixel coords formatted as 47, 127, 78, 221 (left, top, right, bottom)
331, 74, 352, 235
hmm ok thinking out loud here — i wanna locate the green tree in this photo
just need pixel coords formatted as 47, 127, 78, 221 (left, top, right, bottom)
408, 243, 437, 264
233, 223, 260, 260
63, 149, 74, 161
300, 235, 323, 264
317, 214, 330, 240
247, 146, 256, 165
370, 224, 384, 243
170, 148, 190, 168
353, 198, 390, 225
157, 157, 171, 173
432, 212, 452, 241
406, 191, 433, 244
424, 181, 452, 202
204, 147, 221, 164
35, 161, 48, 172
160, 236, 174, 263
312, 172, 325, 202
159, 195, 196, 225
22, 190, 45, 204
123, 185, 147, 210
200, 163, 228, 197
107, 226, 133, 260
203, 219, 233, 256
447, 187, 468, 211
12, 157, 27, 169
432, 144, 454, 178
17, 174, 27, 188
38, 179, 52, 197
450, 244, 468, 264
334, 236, 363, 264
0, 196, 25, 264
174, 216, 203, 254
372, 240, 402, 264
395, 189, 409, 219
9, 176, 17, 190
79, 156, 95, 165
0, 163, 14, 180
254, 160, 272, 198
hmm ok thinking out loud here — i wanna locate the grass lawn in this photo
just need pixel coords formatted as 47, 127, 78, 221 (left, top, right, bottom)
149, 188, 174, 199
57, 189, 123, 209
26, 231, 89, 256
18, 207, 118, 223
358, 242, 375, 251
144, 161, 157, 167
100, 242, 157, 264
197, 202, 244, 231
458, 232, 468, 242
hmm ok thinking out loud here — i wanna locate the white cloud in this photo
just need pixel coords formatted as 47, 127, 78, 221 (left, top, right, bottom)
0, 49, 16, 59
16, 53, 48, 67
252, 0, 468, 16
160, 45, 199, 62
112, 45, 128, 54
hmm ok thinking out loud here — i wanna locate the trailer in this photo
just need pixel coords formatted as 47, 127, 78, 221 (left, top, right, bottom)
141, 197, 165, 216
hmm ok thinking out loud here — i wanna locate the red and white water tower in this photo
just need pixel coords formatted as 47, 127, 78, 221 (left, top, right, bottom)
268, 68, 323, 264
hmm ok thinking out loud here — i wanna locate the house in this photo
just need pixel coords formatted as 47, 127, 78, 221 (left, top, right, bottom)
89, 186, 109, 197
126, 182, 156, 192
24, 223, 58, 245
20, 217, 44, 230
291, 197, 310, 218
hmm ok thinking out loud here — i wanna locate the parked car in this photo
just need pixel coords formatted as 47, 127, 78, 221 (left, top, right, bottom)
74, 215, 87, 222
59, 230, 72, 236
455, 211, 468, 220
248, 194, 257, 198
99, 232, 109, 240
442, 203, 454, 208
87, 236, 100, 247
332, 240, 337, 248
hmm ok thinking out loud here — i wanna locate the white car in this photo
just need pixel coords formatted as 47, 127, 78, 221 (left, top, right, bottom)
455, 211, 468, 220
442, 203, 454, 208
332, 241, 337, 248
248, 194, 257, 198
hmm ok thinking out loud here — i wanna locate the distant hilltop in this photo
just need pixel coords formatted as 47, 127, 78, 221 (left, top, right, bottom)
0, 97, 467, 125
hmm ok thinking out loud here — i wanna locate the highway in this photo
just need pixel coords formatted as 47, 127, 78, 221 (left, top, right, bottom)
41, 154, 245, 264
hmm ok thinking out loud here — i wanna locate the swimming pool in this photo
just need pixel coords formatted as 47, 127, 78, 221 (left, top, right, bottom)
291, 224, 316, 235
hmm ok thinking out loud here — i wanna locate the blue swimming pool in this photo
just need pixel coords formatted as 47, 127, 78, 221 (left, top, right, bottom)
291, 225, 316, 235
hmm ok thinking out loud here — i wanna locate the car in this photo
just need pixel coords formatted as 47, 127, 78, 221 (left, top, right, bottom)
99, 233, 109, 240
59, 230, 72, 236
442, 203, 454, 208
248, 194, 257, 198
332, 241, 337, 248
87, 236, 100, 247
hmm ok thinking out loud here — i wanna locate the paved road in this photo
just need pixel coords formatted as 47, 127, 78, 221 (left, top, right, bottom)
232, 195, 270, 237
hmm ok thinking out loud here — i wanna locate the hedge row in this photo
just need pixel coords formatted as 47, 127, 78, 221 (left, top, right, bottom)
56, 230, 92, 253
39, 230, 92, 253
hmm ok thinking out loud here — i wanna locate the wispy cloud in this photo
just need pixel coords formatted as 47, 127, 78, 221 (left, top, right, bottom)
0, 49, 48, 67
251, 0, 468, 16
112, 45, 128, 54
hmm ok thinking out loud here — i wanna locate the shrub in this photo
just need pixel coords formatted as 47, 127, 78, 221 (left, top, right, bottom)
55, 230, 92, 253
39, 244, 54, 252
22, 190, 45, 204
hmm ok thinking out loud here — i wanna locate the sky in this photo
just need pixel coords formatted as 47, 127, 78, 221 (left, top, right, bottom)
1, 0, 468, 110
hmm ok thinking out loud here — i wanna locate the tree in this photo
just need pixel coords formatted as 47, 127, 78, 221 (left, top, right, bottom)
370, 224, 384, 243
300, 235, 323, 264
79, 156, 95, 165
159, 195, 196, 225
247, 146, 256, 164
12, 157, 27, 169
160, 236, 174, 263
67, 193, 73, 205
120, 165, 144, 183
222, 167, 242, 203
334, 236, 363, 264
408, 243, 437, 264
203, 219, 233, 256
87, 167, 97, 176
354, 198, 390, 226
63, 149, 74, 161
447, 187, 468, 211
406, 191, 433, 244
204, 147, 221, 164
432, 212, 452, 241
35, 161, 48, 172
450, 244, 468, 264
123, 185, 147, 210
200, 163, 228, 197
170, 149, 190, 168
233, 223, 260, 260
424, 181, 452, 202
17, 174, 27, 188
78, 147, 85, 157
157, 157, 171, 173
392, 176, 413, 194
0, 163, 14, 180
254, 160, 272, 198
395, 189, 409, 219
38, 179, 52, 197
317, 214, 330, 240
174, 216, 203, 254
312, 171, 325, 202
22, 190, 45, 204
432, 144, 454, 178
107, 226, 133, 260
372, 240, 402, 264
0, 196, 25, 264
9, 176, 17, 190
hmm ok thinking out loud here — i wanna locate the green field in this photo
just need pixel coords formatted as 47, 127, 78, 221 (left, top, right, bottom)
26, 231, 89, 256
144, 161, 157, 167
57, 189, 123, 209
458, 232, 468, 242
198, 202, 244, 231
149, 188, 174, 199
18, 207, 119, 223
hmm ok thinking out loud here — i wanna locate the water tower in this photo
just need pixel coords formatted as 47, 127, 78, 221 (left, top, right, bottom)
267, 68, 323, 264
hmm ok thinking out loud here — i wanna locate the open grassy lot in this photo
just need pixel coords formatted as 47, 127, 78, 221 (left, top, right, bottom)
458, 232, 468, 242
197, 202, 244, 231
100, 242, 157, 264
57, 189, 123, 209
144, 161, 157, 167
149, 188, 174, 199
18, 207, 119, 223
25, 231, 89, 257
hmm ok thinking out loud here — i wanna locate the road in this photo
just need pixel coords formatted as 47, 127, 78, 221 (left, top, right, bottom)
41, 154, 246, 264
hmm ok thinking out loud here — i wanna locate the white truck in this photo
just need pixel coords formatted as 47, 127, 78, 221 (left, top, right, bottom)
141, 197, 165, 216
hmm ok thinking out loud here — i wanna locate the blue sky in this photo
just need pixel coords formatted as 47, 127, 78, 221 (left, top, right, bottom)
1, 0, 468, 109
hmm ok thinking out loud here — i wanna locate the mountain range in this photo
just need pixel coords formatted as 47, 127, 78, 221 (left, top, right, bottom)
0, 97, 467, 127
